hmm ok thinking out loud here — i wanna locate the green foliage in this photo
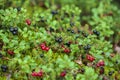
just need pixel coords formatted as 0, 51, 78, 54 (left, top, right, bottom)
0, 0, 120, 80
76, 67, 98, 80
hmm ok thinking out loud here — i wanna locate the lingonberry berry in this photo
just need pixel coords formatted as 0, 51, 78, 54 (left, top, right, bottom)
64, 48, 71, 53
26, 19, 31, 25
40, 43, 46, 48
61, 44, 65, 48
31, 72, 38, 76
31, 71, 43, 77
99, 60, 105, 66
40, 43, 50, 51
96, 60, 105, 67
38, 71, 43, 77
45, 47, 50, 51
60, 71, 66, 77
86, 54, 95, 62
96, 63, 100, 67
41, 46, 46, 50
7, 50, 14, 55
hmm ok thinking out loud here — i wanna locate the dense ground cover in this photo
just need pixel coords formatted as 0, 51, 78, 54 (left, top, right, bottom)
0, 0, 120, 80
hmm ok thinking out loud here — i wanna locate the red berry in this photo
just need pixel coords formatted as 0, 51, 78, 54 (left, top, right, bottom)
96, 63, 100, 67
96, 60, 105, 67
61, 44, 65, 48
99, 60, 105, 66
37, 71, 43, 77
31, 71, 43, 77
31, 72, 38, 76
41, 46, 46, 50
43, 41, 46, 45
26, 19, 31, 25
40, 43, 50, 51
64, 48, 70, 53
45, 47, 50, 51
60, 71, 66, 77
86, 54, 95, 62
7, 50, 14, 55
40, 43, 46, 48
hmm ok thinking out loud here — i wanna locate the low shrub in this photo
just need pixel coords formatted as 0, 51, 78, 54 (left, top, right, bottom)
0, 0, 120, 80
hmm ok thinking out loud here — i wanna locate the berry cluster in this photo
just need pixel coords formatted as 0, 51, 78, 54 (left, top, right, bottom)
86, 54, 95, 62
40, 43, 50, 51
31, 70, 43, 77
96, 60, 105, 67
26, 19, 31, 25
61, 44, 71, 53
9, 27, 18, 35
